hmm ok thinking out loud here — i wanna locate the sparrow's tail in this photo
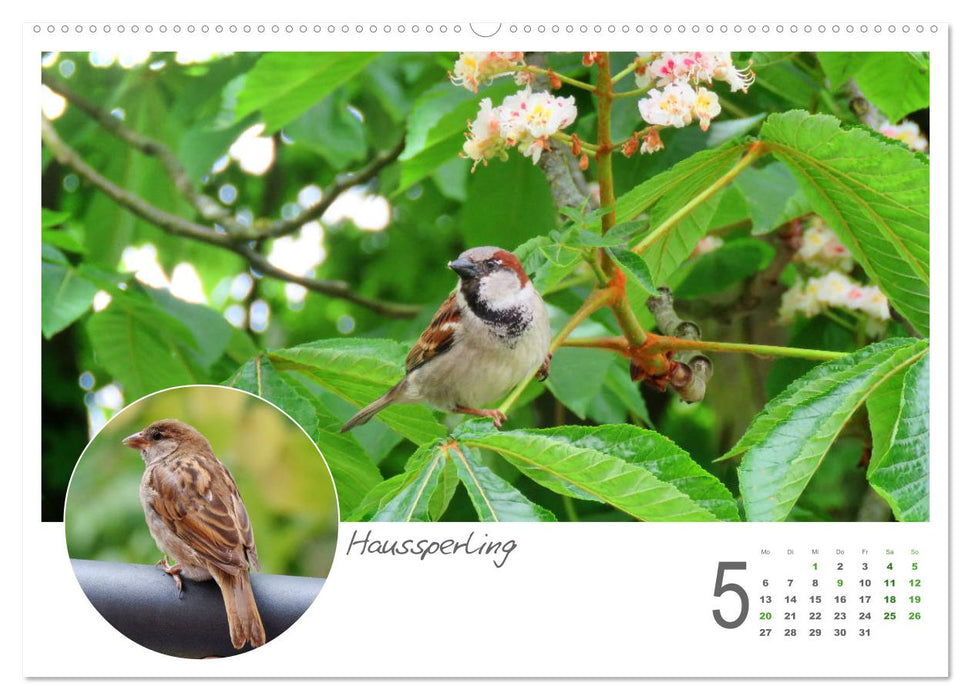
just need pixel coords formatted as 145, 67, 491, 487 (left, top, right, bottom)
212, 568, 266, 649
340, 381, 404, 432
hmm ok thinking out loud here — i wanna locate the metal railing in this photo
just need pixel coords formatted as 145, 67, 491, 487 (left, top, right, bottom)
71, 559, 325, 658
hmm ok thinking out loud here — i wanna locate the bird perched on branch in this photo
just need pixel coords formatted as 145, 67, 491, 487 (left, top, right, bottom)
341, 246, 551, 432
123, 419, 266, 650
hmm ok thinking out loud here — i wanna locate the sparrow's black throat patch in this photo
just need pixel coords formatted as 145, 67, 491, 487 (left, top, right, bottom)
461, 280, 531, 342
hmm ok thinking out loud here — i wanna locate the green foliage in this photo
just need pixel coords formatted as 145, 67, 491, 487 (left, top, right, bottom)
866, 353, 930, 521
235, 52, 380, 131
817, 52, 929, 123
722, 338, 928, 521
41, 51, 932, 524
760, 110, 930, 336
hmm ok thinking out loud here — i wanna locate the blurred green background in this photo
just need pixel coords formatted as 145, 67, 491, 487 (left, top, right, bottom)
65, 385, 339, 578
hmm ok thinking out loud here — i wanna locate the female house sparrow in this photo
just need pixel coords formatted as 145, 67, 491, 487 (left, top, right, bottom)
342, 246, 551, 431
123, 419, 266, 650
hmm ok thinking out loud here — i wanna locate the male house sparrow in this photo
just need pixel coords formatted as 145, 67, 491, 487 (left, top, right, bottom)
341, 246, 551, 432
123, 419, 266, 650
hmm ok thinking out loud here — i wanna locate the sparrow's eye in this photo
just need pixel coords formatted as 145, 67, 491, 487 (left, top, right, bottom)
486, 259, 500, 269
151, 430, 163, 441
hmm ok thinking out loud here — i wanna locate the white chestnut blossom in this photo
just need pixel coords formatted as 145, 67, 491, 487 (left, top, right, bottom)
877, 119, 929, 153
462, 88, 578, 168
795, 216, 855, 273
645, 52, 754, 93
638, 82, 698, 129
462, 98, 507, 169
451, 52, 526, 93
780, 270, 890, 336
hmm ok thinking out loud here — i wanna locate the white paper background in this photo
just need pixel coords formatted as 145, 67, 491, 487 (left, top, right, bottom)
11, 1, 964, 694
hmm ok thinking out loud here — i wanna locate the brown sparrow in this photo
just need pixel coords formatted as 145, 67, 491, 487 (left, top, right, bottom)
123, 419, 266, 650
342, 246, 551, 432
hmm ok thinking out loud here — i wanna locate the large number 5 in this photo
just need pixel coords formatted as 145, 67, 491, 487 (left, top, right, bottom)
713, 561, 749, 629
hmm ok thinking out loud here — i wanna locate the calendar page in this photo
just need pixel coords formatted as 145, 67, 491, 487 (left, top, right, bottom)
20, 3, 954, 687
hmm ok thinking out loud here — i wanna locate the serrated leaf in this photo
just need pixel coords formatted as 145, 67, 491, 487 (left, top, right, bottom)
86, 301, 199, 398
235, 52, 379, 132
450, 445, 556, 522
427, 456, 459, 521
538, 425, 739, 521
761, 110, 930, 335
615, 142, 748, 283
370, 442, 449, 522
867, 353, 929, 521
607, 247, 657, 295
42, 262, 97, 339
270, 339, 446, 445
724, 338, 928, 521
456, 424, 722, 521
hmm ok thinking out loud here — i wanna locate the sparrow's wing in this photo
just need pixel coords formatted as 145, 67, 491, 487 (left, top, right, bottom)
405, 291, 461, 373
146, 453, 254, 575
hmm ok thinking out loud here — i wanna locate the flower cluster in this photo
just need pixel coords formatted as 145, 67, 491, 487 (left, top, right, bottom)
779, 216, 889, 335
462, 89, 578, 169
793, 216, 854, 273
636, 52, 754, 133
780, 271, 890, 332
877, 119, 929, 153
450, 52, 526, 93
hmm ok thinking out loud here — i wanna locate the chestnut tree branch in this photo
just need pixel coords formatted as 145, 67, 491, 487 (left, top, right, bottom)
41, 116, 421, 319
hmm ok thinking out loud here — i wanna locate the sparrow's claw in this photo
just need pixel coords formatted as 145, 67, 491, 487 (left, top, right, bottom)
535, 353, 552, 382
455, 406, 508, 429
156, 556, 184, 596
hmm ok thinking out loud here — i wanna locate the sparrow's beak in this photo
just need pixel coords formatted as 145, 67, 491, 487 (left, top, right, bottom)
448, 258, 478, 280
122, 432, 148, 450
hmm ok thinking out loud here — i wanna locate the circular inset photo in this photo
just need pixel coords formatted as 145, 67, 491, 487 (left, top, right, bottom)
65, 385, 339, 658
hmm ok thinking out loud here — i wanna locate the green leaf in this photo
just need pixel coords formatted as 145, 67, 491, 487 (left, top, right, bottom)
460, 155, 557, 251
85, 298, 199, 398
514, 235, 583, 296
615, 142, 748, 283
761, 110, 930, 335
286, 93, 368, 170
397, 81, 510, 191
235, 52, 379, 132
370, 442, 448, 522
427, 456, 459, 521
670, 238, 775, 299
270, 339, 446, 445
819, 52, 929, 123
545, 347, 615, 420
42, 262, 97, 339
451, 445, 556, 522
41, 209, 71, 230
867, 353, 929, 521
607, 247, 657, 295
734, 161, 811, 235
455, 423, 724, 521
538, 425, 739, 521
816, 52, 857, 89
723, 338, 928, 522
144, 287, 232, 368
225, 356, 382, 515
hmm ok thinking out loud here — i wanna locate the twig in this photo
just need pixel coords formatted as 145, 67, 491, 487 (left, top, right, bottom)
42, 73, 247, 235
252, 136, 406, 241
41, 116, 421, 319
